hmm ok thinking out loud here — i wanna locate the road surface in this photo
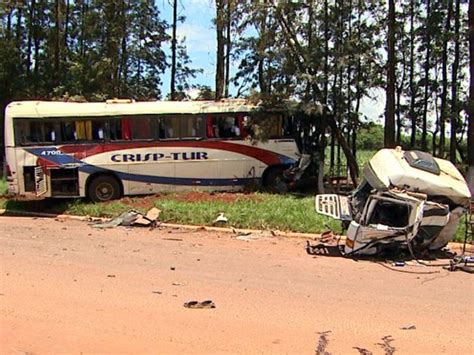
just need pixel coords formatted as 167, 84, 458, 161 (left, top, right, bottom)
0, 216, 473, 354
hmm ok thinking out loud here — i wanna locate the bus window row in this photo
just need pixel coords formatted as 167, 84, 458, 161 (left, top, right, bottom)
14, 114, 294, 146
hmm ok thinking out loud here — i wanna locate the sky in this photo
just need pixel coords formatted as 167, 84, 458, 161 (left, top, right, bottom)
158, 0, 217, 96
156, 0, 385, 122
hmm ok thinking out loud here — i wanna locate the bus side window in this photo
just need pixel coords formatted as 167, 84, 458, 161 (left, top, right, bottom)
75, 120, 93, 140
92, 119, 106, 140
160, 116, 177, 138
44, 121, 62, 142
189, 116, 206, 138
108, 118, 131, 141
14, 120, 31, 145
61, 122, 75, 142
108, 119, 121, 140
130, 116, 153, 140
212, 115, 240, 139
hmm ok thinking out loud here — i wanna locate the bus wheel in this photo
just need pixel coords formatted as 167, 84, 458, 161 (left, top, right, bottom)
88, 175, 121, 202
263, 167, 288, 193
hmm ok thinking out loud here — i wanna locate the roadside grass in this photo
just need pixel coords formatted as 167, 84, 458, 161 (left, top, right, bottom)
155, 193, 341, 233
0, 178, 6, 195
0, 193, 340, 234
0, 192, 468, 241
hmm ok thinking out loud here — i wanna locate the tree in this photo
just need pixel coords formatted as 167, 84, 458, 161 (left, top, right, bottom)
450, 0, 461, 163
467, 0, 474, 191
438, 0, 452, 157
384, 0, 396, 148
170, 0, 178, 100
215, 0, 225, 100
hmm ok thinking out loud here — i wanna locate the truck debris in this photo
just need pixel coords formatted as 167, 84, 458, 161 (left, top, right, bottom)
315, 147, 472, 256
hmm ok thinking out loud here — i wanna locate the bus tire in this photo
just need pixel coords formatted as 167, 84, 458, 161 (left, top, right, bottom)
88, 175, 121, 202
263, 166, 288, 193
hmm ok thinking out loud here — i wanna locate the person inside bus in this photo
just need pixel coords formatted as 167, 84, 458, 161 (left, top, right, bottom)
63, 122, 76, 141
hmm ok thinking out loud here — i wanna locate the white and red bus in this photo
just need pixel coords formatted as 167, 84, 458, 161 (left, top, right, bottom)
4, 99, 300, 201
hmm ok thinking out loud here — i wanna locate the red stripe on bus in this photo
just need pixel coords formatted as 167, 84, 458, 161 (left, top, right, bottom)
59, 141, 283, 166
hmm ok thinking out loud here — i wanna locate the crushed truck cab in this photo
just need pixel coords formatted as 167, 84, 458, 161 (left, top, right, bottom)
315, 147, 471, 256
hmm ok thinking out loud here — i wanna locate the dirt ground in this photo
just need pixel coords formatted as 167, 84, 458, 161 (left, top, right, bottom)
0, 216, 473, 354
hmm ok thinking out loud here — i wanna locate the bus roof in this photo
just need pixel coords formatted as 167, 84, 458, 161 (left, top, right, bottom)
6, 100, 261, 118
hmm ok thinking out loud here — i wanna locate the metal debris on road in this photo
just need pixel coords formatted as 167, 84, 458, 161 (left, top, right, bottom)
183, 300, 216, 309
90, 208, 161, 229
213, 212, 228, 225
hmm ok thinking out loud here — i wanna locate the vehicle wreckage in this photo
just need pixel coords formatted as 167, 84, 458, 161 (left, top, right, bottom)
315, 147, 472, 256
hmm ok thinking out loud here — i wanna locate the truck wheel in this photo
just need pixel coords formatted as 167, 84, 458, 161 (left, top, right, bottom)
88, 175, 121, 202
263, 167, 288, 193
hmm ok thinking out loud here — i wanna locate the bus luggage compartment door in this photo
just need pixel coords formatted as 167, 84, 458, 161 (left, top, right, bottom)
34, 166, 47, 196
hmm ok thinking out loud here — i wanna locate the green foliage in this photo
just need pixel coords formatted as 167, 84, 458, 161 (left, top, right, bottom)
0, 0, 170, 103
0, 178, 6, 195
356, 123, 385, 151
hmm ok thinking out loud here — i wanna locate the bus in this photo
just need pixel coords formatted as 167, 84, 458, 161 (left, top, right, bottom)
4, 99, 300, 201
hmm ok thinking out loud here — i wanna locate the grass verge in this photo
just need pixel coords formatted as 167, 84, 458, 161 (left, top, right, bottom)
0, 193, 341, 234
0, 178, 7, 195
0, 192, 468, 242
154, 193, 341, 233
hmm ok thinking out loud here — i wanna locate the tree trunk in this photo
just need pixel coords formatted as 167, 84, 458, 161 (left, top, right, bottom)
26, 1, 34, 78
323, 0, 329, 106
346, 0, 353, 155
118, 0, 128, 97
385, 0, 396, 148
409, 0, 417, 147
450, 0, 461, 163
396, 48, 406, 145
54, 0, 61, 88
468, 0, 474, 193
439, 0, 453, 157
421, 0, 431, 151
224, 0, 232, 98
215, 0, 225, 100
327, 115, 359, 187
15, 6, 23, 72
6, 5, 12, 40
64, 0, 70, 56
170, 0, 177, 100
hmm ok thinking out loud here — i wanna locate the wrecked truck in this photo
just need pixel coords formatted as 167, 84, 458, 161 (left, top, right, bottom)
315, 147, 472, 256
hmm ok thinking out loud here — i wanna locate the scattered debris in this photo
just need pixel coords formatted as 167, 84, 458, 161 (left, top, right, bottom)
393, 261, 406, 267
353, 347, 373, 355
213, 212, 228, 226
235, 234, 263, 242
172, 282, 187, 286
183, 300, 216, 309
320, 230, 335, 242
152, 291, 162, 295
315, 330, 331, 355
377, 335, 396, 355
90, 208, 161, 229
443, 256, 474, 274
400, 324, 416, 330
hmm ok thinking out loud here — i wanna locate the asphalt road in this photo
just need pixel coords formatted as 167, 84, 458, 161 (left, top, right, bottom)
0, 216, 473, 354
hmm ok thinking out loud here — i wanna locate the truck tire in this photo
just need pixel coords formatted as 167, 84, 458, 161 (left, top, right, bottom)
88, 175, 121, 202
